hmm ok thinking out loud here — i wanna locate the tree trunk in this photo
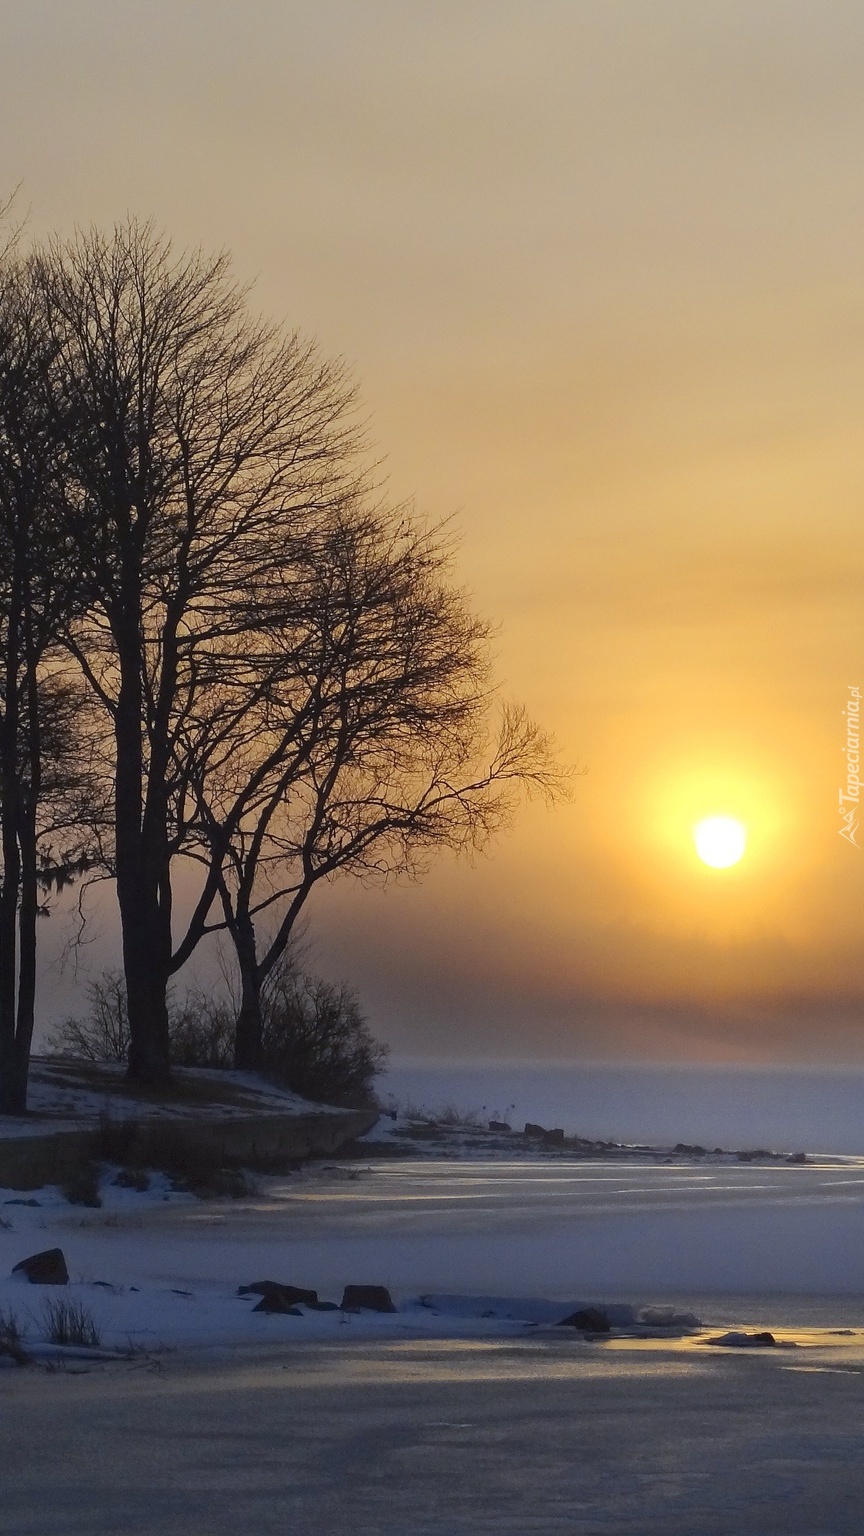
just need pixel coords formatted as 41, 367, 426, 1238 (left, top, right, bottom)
0, 810, 20, 1113
115, 821, 172, 1084
233, 914, 263, 1072
0, 583, 21, 1115
123, 937, 171, 1082
114, 622, 172, 1086
11, 599, 43, 1114
12, 799, 38, 1113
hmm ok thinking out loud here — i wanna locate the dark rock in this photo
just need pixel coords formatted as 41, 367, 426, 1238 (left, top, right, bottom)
736, 1149, 770, 1162
252, 1295, 303, 1315
11, 1248, 69, 1285
307, 1300, 339, 1311
523, 1122, 547, 1137
238, 1281, 318, 1307
557, 1307, 611, 1333
707, 1330, 777, 1348
787, 1151, 808, 1164
341, 1284, 397, 1313
543, 1128, 565, 1143
673, 1143, 707, 1156
488, 1120, 510, 1133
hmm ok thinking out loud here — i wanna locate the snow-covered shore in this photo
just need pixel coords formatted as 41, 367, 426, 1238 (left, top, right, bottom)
3, 1154, 864, 1358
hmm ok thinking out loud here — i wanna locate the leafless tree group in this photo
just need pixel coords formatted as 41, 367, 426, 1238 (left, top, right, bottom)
0, 219, 564, 1113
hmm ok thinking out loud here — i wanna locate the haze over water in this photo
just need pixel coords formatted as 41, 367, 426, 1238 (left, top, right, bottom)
386, 1061, 864, 1155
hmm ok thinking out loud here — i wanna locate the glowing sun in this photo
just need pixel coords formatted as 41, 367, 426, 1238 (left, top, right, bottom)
693, 815, 747, 869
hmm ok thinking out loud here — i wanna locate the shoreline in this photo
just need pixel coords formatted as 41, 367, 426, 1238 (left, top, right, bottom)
349, 1111, 816, 1163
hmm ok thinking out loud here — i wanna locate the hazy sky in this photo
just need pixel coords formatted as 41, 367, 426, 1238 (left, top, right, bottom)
4, 1, 864, 1061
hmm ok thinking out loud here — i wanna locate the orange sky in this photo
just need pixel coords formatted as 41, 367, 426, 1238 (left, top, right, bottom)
5, 1, 864, 1060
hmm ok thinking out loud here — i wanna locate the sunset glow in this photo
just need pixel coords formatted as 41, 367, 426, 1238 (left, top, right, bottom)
2, 4, 863, 1065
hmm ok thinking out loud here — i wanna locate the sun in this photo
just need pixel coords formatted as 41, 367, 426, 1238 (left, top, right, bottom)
693, 815, 747, 869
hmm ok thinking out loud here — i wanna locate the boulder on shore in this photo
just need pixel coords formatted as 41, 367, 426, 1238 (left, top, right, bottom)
238, 1281, 318, 1307
706, 1330, 778, 1348
11, 1248, 69, 1285
252, 1295, 303, 1315
557, 1307, 611, 1333
340, 1284, 396, 1313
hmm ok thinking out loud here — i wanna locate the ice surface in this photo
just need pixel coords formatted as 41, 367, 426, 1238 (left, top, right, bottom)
4, 1336, 864, 1534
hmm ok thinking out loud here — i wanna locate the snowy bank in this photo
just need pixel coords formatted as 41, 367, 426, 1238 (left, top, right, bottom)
0, 1058, 378, 1188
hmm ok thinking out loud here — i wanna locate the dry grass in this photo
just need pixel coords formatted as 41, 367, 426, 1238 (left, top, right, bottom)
41, 1297, 101, 1349
396, 1097, 487, 1129
0, 1307, 30, 1366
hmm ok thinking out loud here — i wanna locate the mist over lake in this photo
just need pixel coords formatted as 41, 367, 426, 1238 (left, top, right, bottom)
384, 1062, 864, 1156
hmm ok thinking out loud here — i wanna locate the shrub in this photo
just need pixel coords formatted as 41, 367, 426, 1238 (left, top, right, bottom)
46, 972, 130, 1062
112, 1167, 150, 1192
98, 1116, 257, 1198
147, 1131, 258, 1199
50, 957, 388, 1108
61, 1160, 102, 1208
259, 963, 388, 1107
47, 973, 232, 1068
168, 992, 234, 1069
41, 1297, 101, 1349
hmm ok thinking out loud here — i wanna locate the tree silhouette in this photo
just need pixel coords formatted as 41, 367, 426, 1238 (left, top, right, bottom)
0, 217, 569, 1106
39, 222, 364, 1083
177, 507, 565, 1068
0, 259, 95, 1112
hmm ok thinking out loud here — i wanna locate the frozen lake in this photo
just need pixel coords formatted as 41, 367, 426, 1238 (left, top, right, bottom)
5, 1157, 864, 1532
164, 1156, 864, 1305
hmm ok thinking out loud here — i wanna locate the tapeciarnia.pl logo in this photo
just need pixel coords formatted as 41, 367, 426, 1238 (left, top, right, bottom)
839, 686, 861, 846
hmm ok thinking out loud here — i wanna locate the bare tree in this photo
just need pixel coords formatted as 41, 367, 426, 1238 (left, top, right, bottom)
177, 506, 567, 1068
38, 221, 367, 1082
0, 216, 567, 1098
0, 259, 94, 1113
